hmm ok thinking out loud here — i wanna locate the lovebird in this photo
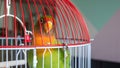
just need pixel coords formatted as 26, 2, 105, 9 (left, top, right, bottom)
28, 15, 70, 68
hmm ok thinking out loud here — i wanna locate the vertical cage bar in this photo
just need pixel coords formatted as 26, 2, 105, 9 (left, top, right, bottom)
10, 39, 13, 68
69, 48, 72, 68
16, 50, 20, 68
88, 44, 91, 68
20, 50, 22, 68
23, 49, 27, 68
75, 47, 77, 68
58, 48, 60, 68
82, 46, 85, 68
6, 45, 8, 67
78, 46, 81, 68
33, 49, 37, 68
16, 37, 19, 68
25, 50, 28, 68
1, 39, 4, 62
49, 49, 52, 68
85, 46, 87, 68
64, 47, 66, 68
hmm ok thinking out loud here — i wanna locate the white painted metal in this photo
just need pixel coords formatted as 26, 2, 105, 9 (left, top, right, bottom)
0, 42, 91, 68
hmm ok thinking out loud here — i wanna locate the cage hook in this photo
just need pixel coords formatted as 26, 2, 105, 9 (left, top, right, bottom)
63, 43, 68, 58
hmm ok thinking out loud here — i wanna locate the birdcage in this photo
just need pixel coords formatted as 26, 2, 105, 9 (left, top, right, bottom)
0, 0, 91, 68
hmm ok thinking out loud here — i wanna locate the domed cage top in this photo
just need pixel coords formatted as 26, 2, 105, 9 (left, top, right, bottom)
0, 0, 90, 47
0, 0, 91, 68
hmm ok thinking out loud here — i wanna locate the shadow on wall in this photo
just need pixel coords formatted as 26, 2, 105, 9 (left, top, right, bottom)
91, 59, 120, 68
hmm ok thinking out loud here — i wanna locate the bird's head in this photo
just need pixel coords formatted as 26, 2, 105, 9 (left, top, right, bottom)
40, 16, 55, 33
35, 15, 56, 35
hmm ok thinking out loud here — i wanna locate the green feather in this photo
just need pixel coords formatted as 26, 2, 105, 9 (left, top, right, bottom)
28, 48, 70, 68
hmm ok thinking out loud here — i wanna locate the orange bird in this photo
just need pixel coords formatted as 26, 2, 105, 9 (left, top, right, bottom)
28, 15, 70, 68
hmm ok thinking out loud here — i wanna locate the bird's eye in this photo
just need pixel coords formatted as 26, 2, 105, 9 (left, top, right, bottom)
41, 19, 43, 23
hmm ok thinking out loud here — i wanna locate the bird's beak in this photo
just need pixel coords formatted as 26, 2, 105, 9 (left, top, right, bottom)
44, 21, 53, 33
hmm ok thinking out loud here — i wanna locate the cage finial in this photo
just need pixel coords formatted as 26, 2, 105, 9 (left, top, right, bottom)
6, 0, 11, 15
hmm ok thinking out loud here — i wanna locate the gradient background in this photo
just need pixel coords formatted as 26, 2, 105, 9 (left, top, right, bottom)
71, 0, 120, 63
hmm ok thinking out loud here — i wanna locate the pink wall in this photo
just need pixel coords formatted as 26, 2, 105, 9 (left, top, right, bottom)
92, 9, 120, 63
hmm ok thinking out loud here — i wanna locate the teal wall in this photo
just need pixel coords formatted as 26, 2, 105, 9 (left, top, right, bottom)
71, 0, 120, 30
